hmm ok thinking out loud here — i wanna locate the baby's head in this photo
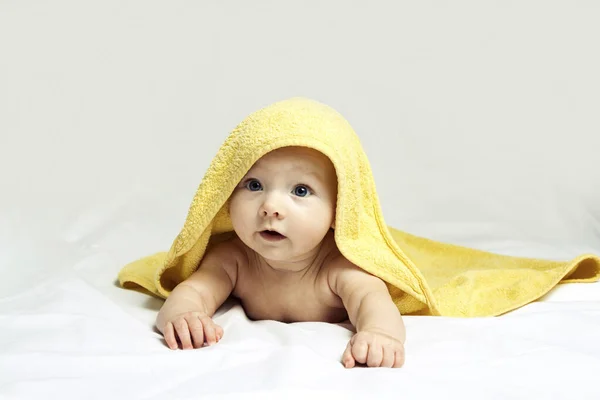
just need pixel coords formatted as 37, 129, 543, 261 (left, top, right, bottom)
229, 146, 337, 265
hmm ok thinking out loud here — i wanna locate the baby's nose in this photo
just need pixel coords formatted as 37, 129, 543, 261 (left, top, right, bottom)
260, 197, 284, 218
262, 209, 279, 217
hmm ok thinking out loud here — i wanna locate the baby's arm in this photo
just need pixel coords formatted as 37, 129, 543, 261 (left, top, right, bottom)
328, 259, 406, 368
156, 241, 239, 350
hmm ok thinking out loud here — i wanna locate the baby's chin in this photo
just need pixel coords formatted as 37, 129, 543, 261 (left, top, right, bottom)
255, 245, 322, 265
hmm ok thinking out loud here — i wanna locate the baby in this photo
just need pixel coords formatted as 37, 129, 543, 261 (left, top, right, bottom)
156, 146, 406, 368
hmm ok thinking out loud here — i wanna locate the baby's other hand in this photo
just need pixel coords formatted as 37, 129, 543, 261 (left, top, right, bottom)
162, 312, 223, 350
342, 330, 405, 368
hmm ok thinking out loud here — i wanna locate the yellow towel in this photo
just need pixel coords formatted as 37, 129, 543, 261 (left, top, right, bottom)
118, 97, 600, 317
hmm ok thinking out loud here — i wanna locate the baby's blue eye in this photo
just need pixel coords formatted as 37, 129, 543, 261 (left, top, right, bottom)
245, 179, 262, 191
293, 185, 311, 197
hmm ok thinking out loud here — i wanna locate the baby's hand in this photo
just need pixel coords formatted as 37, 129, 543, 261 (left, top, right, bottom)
162, 312, 224, 350
342, 330, 405, 368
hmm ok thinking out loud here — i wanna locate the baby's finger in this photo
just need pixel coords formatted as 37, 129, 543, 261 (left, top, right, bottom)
214, 324, 224, 342
393, 348, 406, 368
202, 318, 218, 345
350, 337, 369, 365
366, 343, 383, 367
173, 319, 193, 350
342, 341, 355, 368
380, 346, 395, 368
163, 322, 179, 350
186, 315, 205, 348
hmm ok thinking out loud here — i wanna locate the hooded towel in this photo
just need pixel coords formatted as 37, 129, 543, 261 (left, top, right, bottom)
118, 97, 600, 317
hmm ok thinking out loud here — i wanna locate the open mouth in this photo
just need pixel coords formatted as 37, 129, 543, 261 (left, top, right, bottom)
259, 230, 286, 241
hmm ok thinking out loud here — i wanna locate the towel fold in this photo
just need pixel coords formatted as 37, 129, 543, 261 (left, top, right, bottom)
118, 97, 600, 317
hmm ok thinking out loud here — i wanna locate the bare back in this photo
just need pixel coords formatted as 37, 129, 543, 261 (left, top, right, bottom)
224, 231, 348, 323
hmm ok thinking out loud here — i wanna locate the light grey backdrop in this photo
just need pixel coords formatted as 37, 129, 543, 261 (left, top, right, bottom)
1, 1, 599, 291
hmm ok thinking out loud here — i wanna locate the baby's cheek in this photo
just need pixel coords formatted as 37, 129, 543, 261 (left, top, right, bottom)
230, 210, 249, 238
298, 229, 327, 252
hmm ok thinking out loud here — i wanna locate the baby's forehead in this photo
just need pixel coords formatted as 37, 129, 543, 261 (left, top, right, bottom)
253, 147, 328, 169
248, 147, 336, 180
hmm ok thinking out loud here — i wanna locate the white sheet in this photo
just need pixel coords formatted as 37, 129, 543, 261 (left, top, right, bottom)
2, 275, 600, 399
2, 1, 600, 399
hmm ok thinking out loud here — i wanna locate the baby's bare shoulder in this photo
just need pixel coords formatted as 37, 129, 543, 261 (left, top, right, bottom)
323, 254, 387, 296
204, 236, 247, 262
201, 236, 249, 284
318, 254, 354, 291
322, 253, 360, 278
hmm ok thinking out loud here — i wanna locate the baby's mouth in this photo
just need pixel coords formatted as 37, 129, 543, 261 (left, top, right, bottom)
259, 230, 286, 241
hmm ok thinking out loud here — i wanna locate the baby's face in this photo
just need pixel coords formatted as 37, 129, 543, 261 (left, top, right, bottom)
229, 147, 337, 266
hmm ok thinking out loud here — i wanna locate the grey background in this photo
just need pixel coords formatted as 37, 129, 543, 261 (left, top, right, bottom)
1, 1, 599, 287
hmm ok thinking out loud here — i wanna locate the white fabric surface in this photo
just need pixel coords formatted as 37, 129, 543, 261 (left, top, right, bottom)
2, 1, 600, 399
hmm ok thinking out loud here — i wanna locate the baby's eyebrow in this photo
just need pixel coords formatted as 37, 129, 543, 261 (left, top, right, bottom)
302, 170, 325, 181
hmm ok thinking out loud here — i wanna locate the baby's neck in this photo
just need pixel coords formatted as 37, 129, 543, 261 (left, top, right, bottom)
259, 258, 318, 282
